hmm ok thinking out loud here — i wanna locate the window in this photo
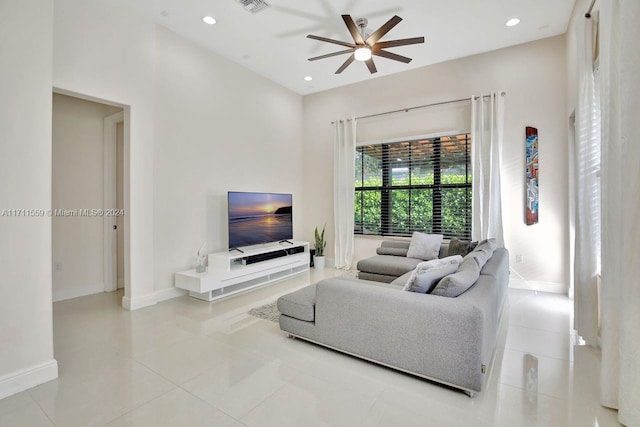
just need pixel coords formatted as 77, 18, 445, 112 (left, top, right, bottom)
354, 133, 472, 239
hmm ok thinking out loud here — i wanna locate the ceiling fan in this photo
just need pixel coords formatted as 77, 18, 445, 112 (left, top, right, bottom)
307, 15, 425, 74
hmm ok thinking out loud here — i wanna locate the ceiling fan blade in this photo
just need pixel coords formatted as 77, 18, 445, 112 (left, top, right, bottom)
342, 15, 364, 45
336, 54, 356, 74
365, 58, 377, 74
307, 34, 356, 48
365, 15, 402, 46
373, 49, 412, 63
375, 37, 425, 49
308, 48, 355, 61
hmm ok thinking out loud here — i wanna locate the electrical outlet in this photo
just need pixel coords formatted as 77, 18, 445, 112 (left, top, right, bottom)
515, 254, 524, 264
55, 263, 62, 272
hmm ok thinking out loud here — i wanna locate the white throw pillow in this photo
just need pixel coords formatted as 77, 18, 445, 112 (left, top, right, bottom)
403, 255, 463, 293
406, 232, 443, 261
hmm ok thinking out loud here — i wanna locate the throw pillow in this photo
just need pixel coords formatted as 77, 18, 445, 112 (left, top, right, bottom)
431, 257, 481, 297
448, 238, 470, 257
477, 238, 497, 251
406, 232, 443, 261
403, 256, 462, 293
463, 238, 496, 270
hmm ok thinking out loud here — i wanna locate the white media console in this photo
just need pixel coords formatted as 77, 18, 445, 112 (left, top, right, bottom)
174, 241, 310, 301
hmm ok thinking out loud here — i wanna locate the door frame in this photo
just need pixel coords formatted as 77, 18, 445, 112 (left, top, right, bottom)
104, 111, 124, 292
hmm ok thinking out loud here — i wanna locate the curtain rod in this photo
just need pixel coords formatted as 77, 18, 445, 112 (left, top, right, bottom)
331, 92, 506, 124
585, 0, 597, 18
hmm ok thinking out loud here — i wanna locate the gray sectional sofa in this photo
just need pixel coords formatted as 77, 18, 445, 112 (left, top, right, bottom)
277, 244, 509, 396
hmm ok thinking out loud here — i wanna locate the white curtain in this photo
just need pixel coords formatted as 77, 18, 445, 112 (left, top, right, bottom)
573, 13, 601, 347
471, 92, 505, 247
333, 117, 356, 269
599, 0, 640, 424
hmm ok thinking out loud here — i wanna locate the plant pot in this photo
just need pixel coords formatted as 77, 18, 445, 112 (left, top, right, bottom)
314, 255, 326, 270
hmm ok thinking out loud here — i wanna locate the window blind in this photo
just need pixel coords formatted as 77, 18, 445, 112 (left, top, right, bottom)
355, 133, 472, 239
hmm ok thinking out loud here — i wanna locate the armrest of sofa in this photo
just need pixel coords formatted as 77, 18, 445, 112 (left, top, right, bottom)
314, 277, 495, 391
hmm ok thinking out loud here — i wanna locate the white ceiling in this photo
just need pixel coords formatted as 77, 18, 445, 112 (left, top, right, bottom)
119, 0, 576, 95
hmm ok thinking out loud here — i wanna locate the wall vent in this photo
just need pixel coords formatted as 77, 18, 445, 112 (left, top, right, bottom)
236, 0, 270, 14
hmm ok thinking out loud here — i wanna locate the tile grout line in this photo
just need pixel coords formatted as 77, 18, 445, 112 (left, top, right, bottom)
236, 381, 291, 425
99, 387, 178, 426
175, 384, 244, 424
26, 390, 56, 426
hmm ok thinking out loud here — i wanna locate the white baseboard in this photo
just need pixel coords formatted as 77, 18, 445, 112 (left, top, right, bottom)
53, 283, 104, 302
122, 293, 157, 311
0, 359, 58, 400
121, 287, 187, 311
509, 277, 569, 294
155, 287, 187, 302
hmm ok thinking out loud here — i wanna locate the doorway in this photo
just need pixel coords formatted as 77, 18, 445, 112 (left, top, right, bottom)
52, 91, 128, 301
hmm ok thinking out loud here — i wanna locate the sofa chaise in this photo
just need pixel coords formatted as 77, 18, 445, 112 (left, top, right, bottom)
356, 239, 450, 283
277, 243, 509, 396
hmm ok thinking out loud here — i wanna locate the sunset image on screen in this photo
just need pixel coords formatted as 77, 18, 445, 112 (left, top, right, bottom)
228, 192, 292, 248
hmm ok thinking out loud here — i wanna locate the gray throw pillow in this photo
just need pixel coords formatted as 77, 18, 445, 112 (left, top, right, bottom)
403, 256, 462, 293
406, 232, 443, 261
448, 238, 470, 257
477, 238, 497, 251
463, 238, 496, 269
431, 257, 481, 297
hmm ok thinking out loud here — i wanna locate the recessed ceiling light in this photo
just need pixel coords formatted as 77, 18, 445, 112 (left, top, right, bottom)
506, 18, 521, 27
304, 76, 313, 81
202, 16, 217, 25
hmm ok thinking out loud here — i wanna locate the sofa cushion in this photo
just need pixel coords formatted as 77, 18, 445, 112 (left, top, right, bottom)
431, 257, 481, 297
356, 255, 422, 277
406, 232, 443, 260
380, 240, 410, 250
391, 270, 414, 286
357, 271, 398, 284
403, 255, 463, 293
376, 246, 408, 257
464, 238, 496, 269
480, 247, 508, 277
448, 238, 470, 257
277, 284, 316, 322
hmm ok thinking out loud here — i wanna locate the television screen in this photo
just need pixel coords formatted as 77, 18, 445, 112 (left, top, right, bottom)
228, 192, 293, 248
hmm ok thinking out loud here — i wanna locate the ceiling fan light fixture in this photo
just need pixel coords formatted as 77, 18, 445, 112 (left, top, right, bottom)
354, 46, 372, 62
307, 14, 424, 74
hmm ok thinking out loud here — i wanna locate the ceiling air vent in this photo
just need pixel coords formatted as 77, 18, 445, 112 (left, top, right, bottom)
236, 0, 270, 14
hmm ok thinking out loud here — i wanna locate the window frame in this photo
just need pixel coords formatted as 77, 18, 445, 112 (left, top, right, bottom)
354, 131, 472, 238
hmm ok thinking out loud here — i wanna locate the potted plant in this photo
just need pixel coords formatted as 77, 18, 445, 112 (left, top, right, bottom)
314, 225, 327, 269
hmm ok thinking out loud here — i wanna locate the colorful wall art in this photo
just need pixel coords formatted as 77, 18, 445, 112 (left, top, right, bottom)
525, 126, 539, 225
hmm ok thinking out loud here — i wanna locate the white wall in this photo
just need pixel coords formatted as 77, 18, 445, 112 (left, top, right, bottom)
302, 36, 569, 292
51, 93, 122, 301
152, 26, 304, 292
53, 0, 156, 309
0, 0, 58, 399
53, 0, 305, 304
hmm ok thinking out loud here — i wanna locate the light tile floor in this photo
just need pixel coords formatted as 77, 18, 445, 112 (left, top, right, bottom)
0, 268, 621, 426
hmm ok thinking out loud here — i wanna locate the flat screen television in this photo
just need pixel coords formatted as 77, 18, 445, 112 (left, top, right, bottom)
227, 191, 293, 249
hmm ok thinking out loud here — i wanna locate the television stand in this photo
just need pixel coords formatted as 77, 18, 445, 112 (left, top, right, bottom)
175, 241, 310, 302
